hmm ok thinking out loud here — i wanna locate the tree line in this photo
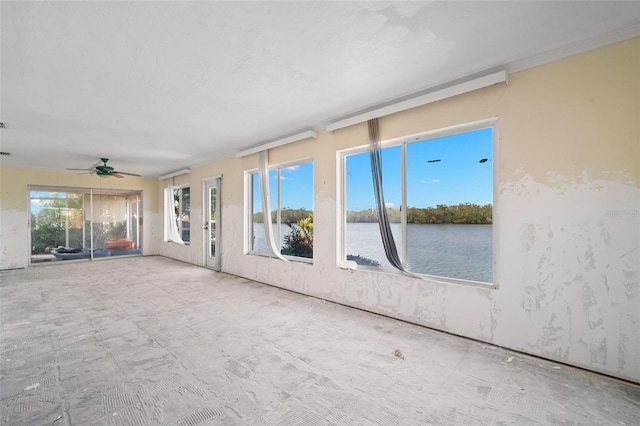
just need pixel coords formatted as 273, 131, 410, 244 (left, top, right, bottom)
253, 203, 491, 225
347, 203, 492, 224
253, 208, 313, 224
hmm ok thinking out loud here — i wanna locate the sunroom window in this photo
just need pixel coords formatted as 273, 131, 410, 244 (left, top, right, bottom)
342, 122, 495, 284
173, 186, 190, 243
249, 161, 314, 259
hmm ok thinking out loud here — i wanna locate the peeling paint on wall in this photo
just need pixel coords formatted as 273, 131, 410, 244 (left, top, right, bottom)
216, 40, 639, 382
499, 171, 639, 380
0, 167, 161, 270
0, 209, 28, 269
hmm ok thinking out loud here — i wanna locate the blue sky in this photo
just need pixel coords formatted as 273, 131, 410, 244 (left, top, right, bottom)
347, 127, 493, 211
252, 127, 492, 212
252, 162, 314, 212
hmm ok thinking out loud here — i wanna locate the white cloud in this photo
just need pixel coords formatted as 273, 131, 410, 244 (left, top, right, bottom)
385, 202, 395, 208
420, 179, 440, 184
282, 165, 300, 172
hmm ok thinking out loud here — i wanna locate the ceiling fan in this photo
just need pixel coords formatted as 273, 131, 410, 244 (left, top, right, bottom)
66, 158, 141, 178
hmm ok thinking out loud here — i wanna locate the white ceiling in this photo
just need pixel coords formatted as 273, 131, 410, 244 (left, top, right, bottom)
1, 1, 639, 178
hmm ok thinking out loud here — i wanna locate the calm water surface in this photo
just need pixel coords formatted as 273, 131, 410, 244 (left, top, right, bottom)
252, 222, 493, 283
347, 223, 493, 283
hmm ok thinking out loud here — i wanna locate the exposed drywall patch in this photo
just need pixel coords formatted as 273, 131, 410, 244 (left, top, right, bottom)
417, 286, 450, 332
499, 170, 639, 379
142, 211, 162, 256
474, 288, 500, 342
522, 223, 538, 251
599, 170, 637, 186
0, 209, 28, 270
190, 39, 640, 382
224, 165, 638, 381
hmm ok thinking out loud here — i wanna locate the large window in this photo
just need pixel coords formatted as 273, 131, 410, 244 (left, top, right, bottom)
342, 122, 494, 284
29, 186, 142, 264
173, 186, 190, 243
249, 161, 314, 259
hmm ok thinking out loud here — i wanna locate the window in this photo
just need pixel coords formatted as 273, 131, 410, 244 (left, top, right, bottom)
30, 190, 84, 261
342, 123, 494, 284
249, 161, 314, 259
173, 186, 190, 243
29, 186, 142, 264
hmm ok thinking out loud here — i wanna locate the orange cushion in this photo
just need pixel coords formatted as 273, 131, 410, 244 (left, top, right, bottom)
104, 238, 135, 250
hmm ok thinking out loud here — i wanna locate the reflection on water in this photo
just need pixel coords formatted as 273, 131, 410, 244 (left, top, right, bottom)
252, 222, 493, 283
347, 223, 493, 283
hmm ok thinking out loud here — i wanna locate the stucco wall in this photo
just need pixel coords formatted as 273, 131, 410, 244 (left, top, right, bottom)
157, 39, 639, 382
0, 168, 160, 269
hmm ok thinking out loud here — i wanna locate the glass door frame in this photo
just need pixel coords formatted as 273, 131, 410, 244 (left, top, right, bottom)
28, 185, 143, 265
202, 176, 222, 270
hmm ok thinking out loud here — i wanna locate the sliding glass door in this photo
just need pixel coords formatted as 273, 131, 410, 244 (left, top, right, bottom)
30, 190, 84, 262
29, 186, 142, 264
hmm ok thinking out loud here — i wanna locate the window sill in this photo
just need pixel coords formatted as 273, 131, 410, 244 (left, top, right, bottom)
165, 240, 190, 246
248, 251, 313, 265
339, 262, 496, 289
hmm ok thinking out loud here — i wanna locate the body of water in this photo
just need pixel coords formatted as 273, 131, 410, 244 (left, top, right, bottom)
347, 223, 493, 283
252, 222, 493, 283
251, 223, 294, 254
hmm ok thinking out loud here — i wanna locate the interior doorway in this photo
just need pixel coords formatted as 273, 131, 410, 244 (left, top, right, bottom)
203, 177, 222, 270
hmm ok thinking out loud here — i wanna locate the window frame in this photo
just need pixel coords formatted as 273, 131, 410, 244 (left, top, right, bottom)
29, 185, 143, 263
339, 118, 498, 288
246, 157, 314, 262
173, 185, 190, 244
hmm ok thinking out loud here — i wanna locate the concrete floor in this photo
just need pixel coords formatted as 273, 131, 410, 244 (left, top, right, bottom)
1, 256, 639, 425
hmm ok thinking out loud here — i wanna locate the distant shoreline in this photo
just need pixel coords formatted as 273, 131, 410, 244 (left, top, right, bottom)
347, 203, 493, 225
346, 222, 492, 225
253, 203, 493, 225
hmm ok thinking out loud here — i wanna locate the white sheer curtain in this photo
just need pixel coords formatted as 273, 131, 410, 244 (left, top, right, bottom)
258, 150, 288, 261
85, 195, 126, 222
165, 177, 184, 244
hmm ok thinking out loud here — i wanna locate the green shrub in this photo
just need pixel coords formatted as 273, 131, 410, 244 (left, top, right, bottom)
282, 215, 313, 258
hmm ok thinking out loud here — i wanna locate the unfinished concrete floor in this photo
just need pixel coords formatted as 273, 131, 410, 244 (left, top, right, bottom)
1, 256, 639, 425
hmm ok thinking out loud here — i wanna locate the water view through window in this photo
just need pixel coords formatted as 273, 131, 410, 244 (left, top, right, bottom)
344, 125, 494, 283
250, 161, 314, 259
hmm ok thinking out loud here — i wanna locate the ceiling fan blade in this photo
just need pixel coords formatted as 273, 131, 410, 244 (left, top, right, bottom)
66, 159, 140, 177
